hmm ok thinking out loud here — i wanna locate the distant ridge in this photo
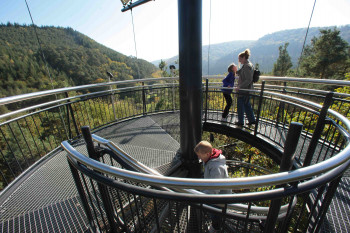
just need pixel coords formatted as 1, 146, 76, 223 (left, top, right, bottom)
153, 25, 350, 75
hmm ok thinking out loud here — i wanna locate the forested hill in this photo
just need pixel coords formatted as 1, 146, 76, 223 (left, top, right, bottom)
154, 25, 350, 75
0, 24, 157, 98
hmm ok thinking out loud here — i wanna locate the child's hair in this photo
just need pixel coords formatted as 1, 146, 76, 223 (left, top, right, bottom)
239, 49, 251, 59
227, 63, 237, 73
194, 141, 212, 155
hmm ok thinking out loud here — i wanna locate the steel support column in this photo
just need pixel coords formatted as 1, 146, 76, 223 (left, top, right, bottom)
178, 0, 202, 177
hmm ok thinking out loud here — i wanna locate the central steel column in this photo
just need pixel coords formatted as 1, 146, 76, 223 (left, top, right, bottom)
178, 0, 202, 177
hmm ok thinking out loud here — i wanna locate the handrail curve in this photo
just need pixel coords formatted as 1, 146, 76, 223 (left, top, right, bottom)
91, 134, 296, 217
61, 134, 350, 190
65, 140, 350, 202
2, 76, 350, 107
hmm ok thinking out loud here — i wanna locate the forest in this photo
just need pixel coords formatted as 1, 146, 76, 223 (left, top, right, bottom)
0, 23, 157, 99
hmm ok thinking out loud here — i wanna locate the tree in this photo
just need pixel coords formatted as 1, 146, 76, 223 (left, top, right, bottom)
158, 59, 168, 77
273, 43, 293, 76
159, 59, 166, 71
300, 28, 350, 79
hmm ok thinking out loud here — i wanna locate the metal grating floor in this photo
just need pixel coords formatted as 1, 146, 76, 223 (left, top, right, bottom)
0, 112, 349, 232
0, 196, 90, 233
322, 177, 350, 233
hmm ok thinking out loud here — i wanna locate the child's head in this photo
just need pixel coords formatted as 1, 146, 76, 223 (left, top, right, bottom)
194, 141, 213, 162
227, 63, 237, 73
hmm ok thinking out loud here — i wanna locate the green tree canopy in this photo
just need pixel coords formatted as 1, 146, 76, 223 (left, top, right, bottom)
0, 24, 157, 99
273, 42, 293, 76
300, 28, 350, 79
158, 59, 167, 71
158, 59, 169, 77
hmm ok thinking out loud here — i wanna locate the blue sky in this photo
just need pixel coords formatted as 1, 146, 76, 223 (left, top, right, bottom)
1, 0, 349, 62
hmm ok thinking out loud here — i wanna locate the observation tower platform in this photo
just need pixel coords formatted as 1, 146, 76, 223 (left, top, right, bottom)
1, 110, 349, 232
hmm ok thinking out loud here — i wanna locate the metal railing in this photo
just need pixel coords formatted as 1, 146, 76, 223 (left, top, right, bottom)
1, 76, 350, 188
2, 76, 350, 232
204, 77, 350, 167
59, 76, 350, 232
62, 118, 350, 232
0, 78, 178, 191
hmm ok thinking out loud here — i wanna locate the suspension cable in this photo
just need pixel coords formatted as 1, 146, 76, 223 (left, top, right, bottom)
296, 0, 317, 75
207, 0, 212, 76
24, 0, 55, 90
130, 8, 141, 79
24, 0, 70, 139
130, 8, 138, 59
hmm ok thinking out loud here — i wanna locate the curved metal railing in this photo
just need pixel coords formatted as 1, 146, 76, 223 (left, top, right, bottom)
58, 77, 350, 232
1, 76, 350, 189
90, 133, 295, 218
0, 77, 179, 191
2, 76, 350, 232
62, 130, 349, 232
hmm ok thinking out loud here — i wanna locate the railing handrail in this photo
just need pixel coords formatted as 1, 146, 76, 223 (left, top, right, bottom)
208, 83, 350, 99
3, 76, 350, 192
60, 78, 350, 190
67, 147, 348, 203
0, 77, 178, 106
204, 75, 350, 86
2, 76, 350, 107
0, 82, 180, 120
61, 126, 350, 190
2, 78, 345, 122
91, 134, 295, 216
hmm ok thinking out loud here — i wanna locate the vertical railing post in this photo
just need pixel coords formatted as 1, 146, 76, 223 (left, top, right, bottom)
204, 79, 209, 122
110, 86, 117, 121
142, 82, 146, 115
107, 72, 117, 121
81, 126, 118, 232
303, 92, 333, 167
276, 82, 287, 126
172, 79, 176, 112
264, 122, 303, 233
67, 161, 96, 231
254, 81, 265, 136
65, 92, 79, 138
66, 103, 72, 139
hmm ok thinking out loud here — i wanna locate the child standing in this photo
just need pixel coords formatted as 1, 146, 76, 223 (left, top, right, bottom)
221, 63, 237, 122
194, 141, 231, 232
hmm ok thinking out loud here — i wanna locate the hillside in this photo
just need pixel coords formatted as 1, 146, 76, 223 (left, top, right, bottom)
153, 25, 350, 75
0, 24, 157, 98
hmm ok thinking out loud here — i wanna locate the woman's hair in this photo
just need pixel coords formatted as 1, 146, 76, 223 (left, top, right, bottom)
239, 49, 251, 59
227, 63, 236, 73
194, 141, 212, 155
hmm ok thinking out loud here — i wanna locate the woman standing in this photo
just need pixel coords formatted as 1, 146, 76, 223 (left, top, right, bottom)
235, 49, 256, 126
221, 63, 237, 121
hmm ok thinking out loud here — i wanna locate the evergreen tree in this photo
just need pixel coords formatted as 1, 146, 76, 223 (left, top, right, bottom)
273, 43, 293, 76
158, 59, 167, 71
158, 59, 169, 77
300, 28, 350, 79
